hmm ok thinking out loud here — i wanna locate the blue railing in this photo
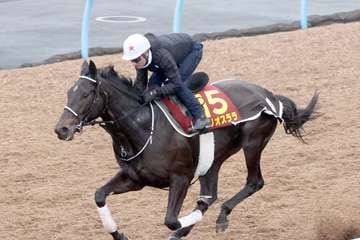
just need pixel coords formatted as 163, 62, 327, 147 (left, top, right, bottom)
301, 0, 308, 29
81, 0, 94, 59
81, 0, 309, 59
173, 0, 185, 33
172, 0, 309, 32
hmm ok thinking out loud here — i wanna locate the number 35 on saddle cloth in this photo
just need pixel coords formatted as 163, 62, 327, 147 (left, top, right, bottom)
156, 84, 241, 135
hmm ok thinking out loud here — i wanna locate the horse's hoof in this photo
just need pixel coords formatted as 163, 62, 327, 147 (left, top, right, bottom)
120, 234, 129, 240
112, 231, 129, 240
216, 221, 229, 233
168, 236, 181, 240
173, 226, 191, 238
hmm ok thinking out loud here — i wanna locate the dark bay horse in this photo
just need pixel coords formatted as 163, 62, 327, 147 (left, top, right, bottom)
54, 60, 318, 240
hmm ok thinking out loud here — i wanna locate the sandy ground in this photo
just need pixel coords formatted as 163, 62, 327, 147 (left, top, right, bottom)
1, 22, 360, 240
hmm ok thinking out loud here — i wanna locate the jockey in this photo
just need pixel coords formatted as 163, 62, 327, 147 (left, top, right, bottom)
122, 32, 211, 132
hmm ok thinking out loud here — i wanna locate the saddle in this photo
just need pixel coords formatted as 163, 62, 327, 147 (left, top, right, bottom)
159, 72, 241, 134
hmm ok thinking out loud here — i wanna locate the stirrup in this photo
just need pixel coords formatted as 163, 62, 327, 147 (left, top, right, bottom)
189, 122, 211, 134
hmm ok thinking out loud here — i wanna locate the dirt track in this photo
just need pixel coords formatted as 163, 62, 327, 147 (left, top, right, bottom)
1, 22, 360, 240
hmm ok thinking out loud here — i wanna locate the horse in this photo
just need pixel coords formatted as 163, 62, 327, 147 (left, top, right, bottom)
54, 60, 319, 240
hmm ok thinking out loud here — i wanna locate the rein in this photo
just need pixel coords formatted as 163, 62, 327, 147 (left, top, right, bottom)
86, 102, 148, 127
64, 75, 154, 162
64, 75, 146, 128
118, 102, 155, 161
84, 75, 145, 127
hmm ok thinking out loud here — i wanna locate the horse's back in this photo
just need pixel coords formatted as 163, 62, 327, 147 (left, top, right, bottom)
213, 80, 274, 101
212, 79, 283, 123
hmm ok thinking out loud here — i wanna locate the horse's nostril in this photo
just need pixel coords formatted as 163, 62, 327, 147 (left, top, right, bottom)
55, 127, 69, 139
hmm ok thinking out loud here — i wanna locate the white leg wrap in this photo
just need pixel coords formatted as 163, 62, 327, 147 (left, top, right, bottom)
97, 204, 117, 233
178, 210, 203, 228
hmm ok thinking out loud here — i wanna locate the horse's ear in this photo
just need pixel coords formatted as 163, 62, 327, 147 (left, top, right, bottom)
81, 60, 89, 74
89, 60, 97, 76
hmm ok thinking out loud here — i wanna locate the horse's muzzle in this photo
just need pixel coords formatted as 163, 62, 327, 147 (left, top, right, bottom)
54, 126, 75, 141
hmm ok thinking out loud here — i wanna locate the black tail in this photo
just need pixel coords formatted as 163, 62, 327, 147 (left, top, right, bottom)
276, 92, 319, 142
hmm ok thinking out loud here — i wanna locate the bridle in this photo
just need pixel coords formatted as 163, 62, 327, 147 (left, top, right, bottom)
64, 75, 154, 162
64, 75, 101, 133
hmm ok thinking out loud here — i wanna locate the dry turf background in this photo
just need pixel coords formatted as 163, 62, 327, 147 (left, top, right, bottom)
1, 22, 360, 240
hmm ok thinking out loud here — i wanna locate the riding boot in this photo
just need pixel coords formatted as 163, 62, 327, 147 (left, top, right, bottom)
192, 114, 211, 133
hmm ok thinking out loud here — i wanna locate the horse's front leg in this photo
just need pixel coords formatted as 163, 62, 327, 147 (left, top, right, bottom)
164, 175, 191, 231
95, 170, 143, 240
170, 159, 223, 239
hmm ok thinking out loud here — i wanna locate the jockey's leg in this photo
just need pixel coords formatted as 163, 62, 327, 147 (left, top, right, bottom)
95, 170, 144, 240
164, 175, 190, 231
176, 43, 210, 131
175, 83, 204, 119
178, 42, 203, 82
176, 85, 211, 131
170, 159, 223, 239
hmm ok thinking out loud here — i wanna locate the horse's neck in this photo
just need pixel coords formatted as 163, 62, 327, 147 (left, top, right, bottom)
100, 118, 137, 158
106, 108, 152, 159
104, 87, 151, 150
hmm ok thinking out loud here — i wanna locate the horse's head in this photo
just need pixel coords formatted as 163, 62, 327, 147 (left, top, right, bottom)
54, 60, 105, 141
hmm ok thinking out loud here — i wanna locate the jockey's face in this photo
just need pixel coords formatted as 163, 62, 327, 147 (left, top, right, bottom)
132, 52, 148, 69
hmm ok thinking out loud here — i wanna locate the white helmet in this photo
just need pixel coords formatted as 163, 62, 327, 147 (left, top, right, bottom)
122, 34, 151, 61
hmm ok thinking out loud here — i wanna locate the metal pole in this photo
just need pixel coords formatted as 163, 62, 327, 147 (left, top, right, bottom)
301, 0, 308, 29
173, 0, 185, 33
81, 0, 94, 59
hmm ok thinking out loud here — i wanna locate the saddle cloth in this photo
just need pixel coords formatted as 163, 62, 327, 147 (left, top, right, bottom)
155, 80, 284, 138
159, 84, 241, 134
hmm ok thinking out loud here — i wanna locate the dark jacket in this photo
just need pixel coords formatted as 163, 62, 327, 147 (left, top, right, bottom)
136, 33, 195, 94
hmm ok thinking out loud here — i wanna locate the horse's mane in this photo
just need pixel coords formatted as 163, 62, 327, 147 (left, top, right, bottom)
99, 65, 134, 88
98, 65, 144, 101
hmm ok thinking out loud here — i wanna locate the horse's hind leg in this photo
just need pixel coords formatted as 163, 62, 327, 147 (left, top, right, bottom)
216, 117, 276, 232
95, 170, 143, 240
170, 160, 223, 239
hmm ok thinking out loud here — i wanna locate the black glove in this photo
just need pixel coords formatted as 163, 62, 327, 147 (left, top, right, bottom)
143, 88, 162, 103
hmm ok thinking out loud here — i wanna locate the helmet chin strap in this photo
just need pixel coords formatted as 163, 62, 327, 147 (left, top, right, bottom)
139, 50, 152, 69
